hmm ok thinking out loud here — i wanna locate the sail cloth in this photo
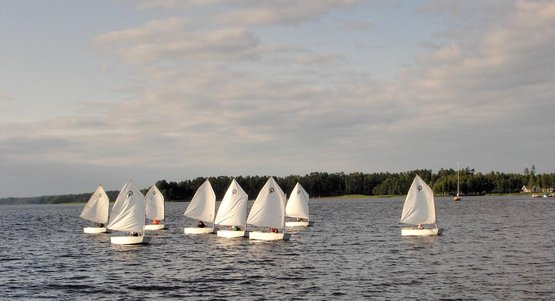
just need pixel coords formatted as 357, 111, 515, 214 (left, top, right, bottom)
285, 182, 310, 220
145, 184, 164, 221
107, 180, 145, 233
400, 175, 436, 225
247, 177, 287, 229
184, 179, 216, 224
80, 185, 110, 224
215, 179, 248, 228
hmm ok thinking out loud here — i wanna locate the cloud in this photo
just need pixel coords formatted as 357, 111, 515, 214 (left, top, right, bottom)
410, 0, 555, 119
95, 19, 261, 64
213, 0, 360, 26
132, 0, 361, 26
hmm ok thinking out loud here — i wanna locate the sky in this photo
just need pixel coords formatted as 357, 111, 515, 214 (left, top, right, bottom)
1, 0, 554, 197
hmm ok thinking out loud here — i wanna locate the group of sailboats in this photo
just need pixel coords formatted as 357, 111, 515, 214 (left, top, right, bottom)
81, 177, 311, 245
80, 179, 167, 245
183, 177, 311, 241
82, 173, 444, 242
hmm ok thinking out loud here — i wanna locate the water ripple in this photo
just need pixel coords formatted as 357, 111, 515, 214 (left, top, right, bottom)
1, 198, 554, 299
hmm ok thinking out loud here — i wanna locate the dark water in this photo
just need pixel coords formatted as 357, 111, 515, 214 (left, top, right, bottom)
1, 196, 554, 300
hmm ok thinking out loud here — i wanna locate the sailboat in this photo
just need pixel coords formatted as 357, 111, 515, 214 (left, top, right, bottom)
80, 185, 110, 234
184, 179, 216, 234
247, 177, 291, 241
400, 175, 443, 236
215, 179, 249, 238
285, 182, 313, 227
107, 180, 150, 245
144, 184, 166, 230
454, 162, 462, 201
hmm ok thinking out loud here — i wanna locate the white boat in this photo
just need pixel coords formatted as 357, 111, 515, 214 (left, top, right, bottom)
215, 179, 249, 238
454, 161, 462, 201
184, 179, 216, 234
247, 177, 291, 241
285, 182, 313, 227
80, 185, 110, 234
107, 180, 150, 245
144, 184, 166, 230
400, 175, 443, 236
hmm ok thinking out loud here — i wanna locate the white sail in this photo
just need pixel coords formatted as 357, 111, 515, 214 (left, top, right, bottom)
145, 184, 164, 221
184, 179, 216, 223
214, 179, 248, 227
80, 185, 109, 224
247, 177, 286, 229
107, 180, 145, 233
285, 182, 310, 220
400, 175, 436, 225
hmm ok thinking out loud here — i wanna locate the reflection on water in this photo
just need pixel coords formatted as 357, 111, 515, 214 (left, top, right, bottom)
1, 196, 554, 299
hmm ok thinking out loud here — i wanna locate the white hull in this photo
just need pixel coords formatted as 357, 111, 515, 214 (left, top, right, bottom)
83, 227, 107, 234
285, 221, 313, 227
217, 230, 248, 238
110, 235, 151, 245
144, 224, 166, 230
249, 231, 291, 241
401, 228, 443, 236
184, 227, 214, 234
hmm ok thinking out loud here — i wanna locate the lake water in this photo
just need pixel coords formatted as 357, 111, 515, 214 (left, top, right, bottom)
1, 196, 554, 300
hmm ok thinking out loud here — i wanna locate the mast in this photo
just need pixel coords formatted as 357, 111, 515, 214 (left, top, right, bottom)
456, 161, 460, 197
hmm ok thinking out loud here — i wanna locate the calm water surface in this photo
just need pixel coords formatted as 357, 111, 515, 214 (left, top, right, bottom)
1, 196, 554, 300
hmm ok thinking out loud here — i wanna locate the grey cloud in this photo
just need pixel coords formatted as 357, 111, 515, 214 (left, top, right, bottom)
96, 22, 261, 64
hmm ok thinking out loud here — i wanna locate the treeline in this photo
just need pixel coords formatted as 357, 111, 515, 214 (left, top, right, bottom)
1, 168, 553, 205
156, 168, 554, 200
0, 191, 120, 205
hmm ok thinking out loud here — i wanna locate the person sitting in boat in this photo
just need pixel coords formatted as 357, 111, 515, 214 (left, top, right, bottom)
231, 225, 240, 231
96, 223, 104, 227
153, 219, 159, 225
269, 227, 278, 233
197, 221, 206, 228
296, 218, 303, 222
417, 224, 423, 229
129, 232, 139, 236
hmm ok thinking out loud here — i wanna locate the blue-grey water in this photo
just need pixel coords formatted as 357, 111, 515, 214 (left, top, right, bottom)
1, 196, 554, 300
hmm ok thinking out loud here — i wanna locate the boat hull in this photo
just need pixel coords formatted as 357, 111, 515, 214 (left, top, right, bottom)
145, 224, 166, 230
110, 236, 151, 245
401, 228, 443, 236
184, 227, 214, 234
249, 231, 291, 241
83, 227, 107, 234
217, 230, 248, 238
285, 221, 313, 227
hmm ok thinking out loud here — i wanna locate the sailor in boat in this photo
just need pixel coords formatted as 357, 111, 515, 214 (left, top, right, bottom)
197, 221, 206, 228
153, 219, 159, 225
231, 225, 241, 231
417, 224, 423, 229
96, 223, 105, 227
129, 232, 139, 236
269, 227, 278, 233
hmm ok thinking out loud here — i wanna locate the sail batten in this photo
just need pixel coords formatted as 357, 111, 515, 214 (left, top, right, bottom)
184, 180, 216, 224
145, 184, 164, 221
247, 177, 286, 229
107, 180, 145, 233
400, 175, 436, 225
80, 185, 109, 224
285, 183, 310, 219
215, 179, 248, 227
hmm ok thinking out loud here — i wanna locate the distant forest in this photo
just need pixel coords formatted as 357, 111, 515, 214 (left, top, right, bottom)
1, 166, 552, 205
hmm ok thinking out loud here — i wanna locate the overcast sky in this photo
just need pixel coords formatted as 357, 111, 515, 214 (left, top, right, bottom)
1, 0, 554, 197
